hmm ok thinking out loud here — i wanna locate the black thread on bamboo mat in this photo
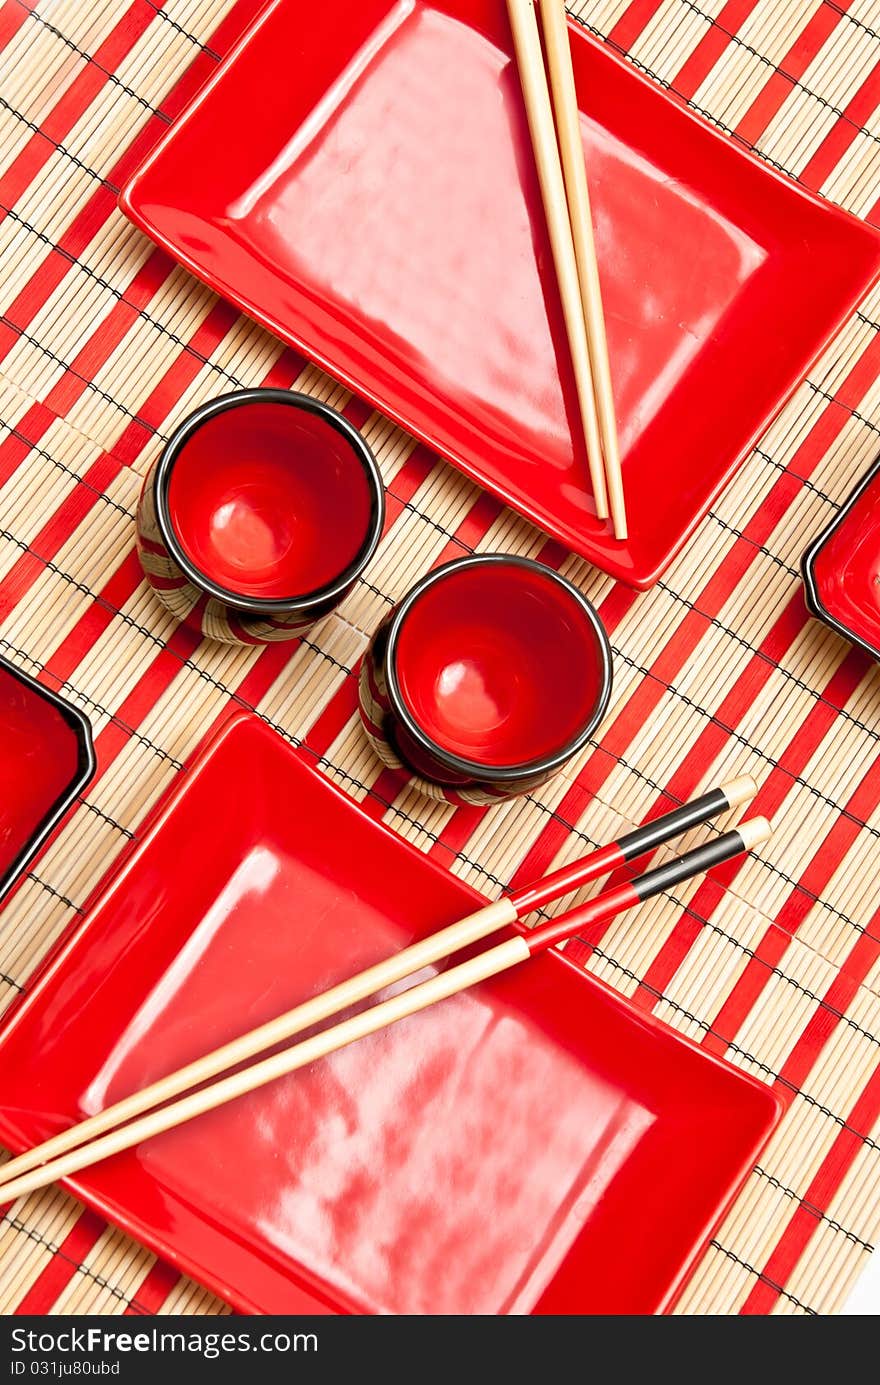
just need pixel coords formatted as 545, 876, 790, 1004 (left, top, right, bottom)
753, 1167, 874, 1252
0, 98, 120, 193
0, 1211, 152, 1315
0, 320, 165, 444
2, 519, 876, 948
610, 643, 880, 839
0, 206, 251, 397
140, 0, 222, 59
0, 636, 182, 770
358, 575, 396, 608
656, 573, 880, 732
643, 883, 880, 1046
680, 0, 880, 150
818, 0, 880, 45
706, 1242, 817, 1315
75, 799, 134, 840
25, 873, 84, 916
10, 0, 173, 123
754, 448, 839, 508
0, 421, 137, 522
807, 380, 880, 437
58, 685, 184, 768
566, 15, 822, 190
858, 310, 880, 334
390, 495, 475, 545
704, 512, 801, 580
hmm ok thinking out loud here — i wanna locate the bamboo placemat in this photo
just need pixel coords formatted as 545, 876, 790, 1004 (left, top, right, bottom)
1, 0, 880, 1317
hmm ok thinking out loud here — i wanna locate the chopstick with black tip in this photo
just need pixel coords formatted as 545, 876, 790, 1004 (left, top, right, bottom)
0, 776, 755, 1193
0, 817, 771, 1204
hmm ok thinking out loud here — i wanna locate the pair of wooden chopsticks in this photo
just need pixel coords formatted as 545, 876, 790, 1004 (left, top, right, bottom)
507, 0, 625, 539
0, 777, 766, 1204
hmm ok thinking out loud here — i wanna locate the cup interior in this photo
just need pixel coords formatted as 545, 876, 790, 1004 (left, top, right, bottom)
165, 399, 376, 602
393, 561, 609, 771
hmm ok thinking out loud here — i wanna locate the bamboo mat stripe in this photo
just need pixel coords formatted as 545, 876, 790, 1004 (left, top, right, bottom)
1, 0, 880, 1316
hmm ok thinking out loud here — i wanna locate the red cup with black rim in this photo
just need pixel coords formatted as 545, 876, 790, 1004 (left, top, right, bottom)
136, 389, 385, 644
359, 555, 613, 805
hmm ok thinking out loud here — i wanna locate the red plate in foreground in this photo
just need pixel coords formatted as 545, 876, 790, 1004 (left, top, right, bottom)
0, 714, 780, 1314
120, 0, 880, 588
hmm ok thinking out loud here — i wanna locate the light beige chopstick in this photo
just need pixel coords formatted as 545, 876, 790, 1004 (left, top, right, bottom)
0, 778, 757, 1195
0, 817, 769, 1205
538, 0, 626, 540
0, 898, 516, 1192
0, 936, 533, 1205
505, 0, 609, 521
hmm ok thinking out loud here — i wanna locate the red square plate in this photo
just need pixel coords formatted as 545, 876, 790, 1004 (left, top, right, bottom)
120, 0, 880, 588
0, 713, 780, 1314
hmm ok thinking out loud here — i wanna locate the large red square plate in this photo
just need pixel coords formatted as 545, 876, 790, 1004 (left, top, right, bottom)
0, 714, 780, 1314
120, 0, 880, 587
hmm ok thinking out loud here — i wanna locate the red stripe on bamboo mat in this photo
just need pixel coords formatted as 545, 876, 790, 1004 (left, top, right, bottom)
9, 1210, 108, 1316
742, 1061, 880, 1312
672, 0, 766, 100
0, 0, 161, 216
733, 0, 859, 148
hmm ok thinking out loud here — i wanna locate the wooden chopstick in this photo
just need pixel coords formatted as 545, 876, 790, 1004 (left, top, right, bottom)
0, 779, 757, 1195
538, 0, 627, 540
0, 817, 770, 1205
505, 0, 609, 521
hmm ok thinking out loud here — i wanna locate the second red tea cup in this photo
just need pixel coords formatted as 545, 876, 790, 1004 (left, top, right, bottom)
359, 554, 613, 804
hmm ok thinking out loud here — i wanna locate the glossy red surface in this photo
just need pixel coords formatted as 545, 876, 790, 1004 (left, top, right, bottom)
0, 662, 88, 887
805, 462, 880, 659
166, 400, 374, 600
395, 560, 603, 766
120, 0, 880, 588
0, 714, 780, 1315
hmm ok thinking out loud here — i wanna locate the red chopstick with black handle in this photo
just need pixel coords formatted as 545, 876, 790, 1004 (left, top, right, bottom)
510, 774, 756, 915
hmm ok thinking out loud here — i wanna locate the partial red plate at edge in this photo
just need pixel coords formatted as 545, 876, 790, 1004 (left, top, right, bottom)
119, 0, 880, 588
0, 712, 781, 1315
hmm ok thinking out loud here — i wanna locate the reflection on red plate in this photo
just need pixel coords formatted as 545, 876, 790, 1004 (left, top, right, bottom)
803, 455, 880, 662
0, 657, 95, 900
120, 0, 880, 588
0, 713, 780, 1315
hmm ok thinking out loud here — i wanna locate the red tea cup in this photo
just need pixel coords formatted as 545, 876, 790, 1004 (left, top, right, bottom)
359, 555, 612, 804
137, 389, 385, 643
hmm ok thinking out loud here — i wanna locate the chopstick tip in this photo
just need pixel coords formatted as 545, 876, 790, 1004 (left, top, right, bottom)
721, 774, 758, 810
737, 816, 771, 851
